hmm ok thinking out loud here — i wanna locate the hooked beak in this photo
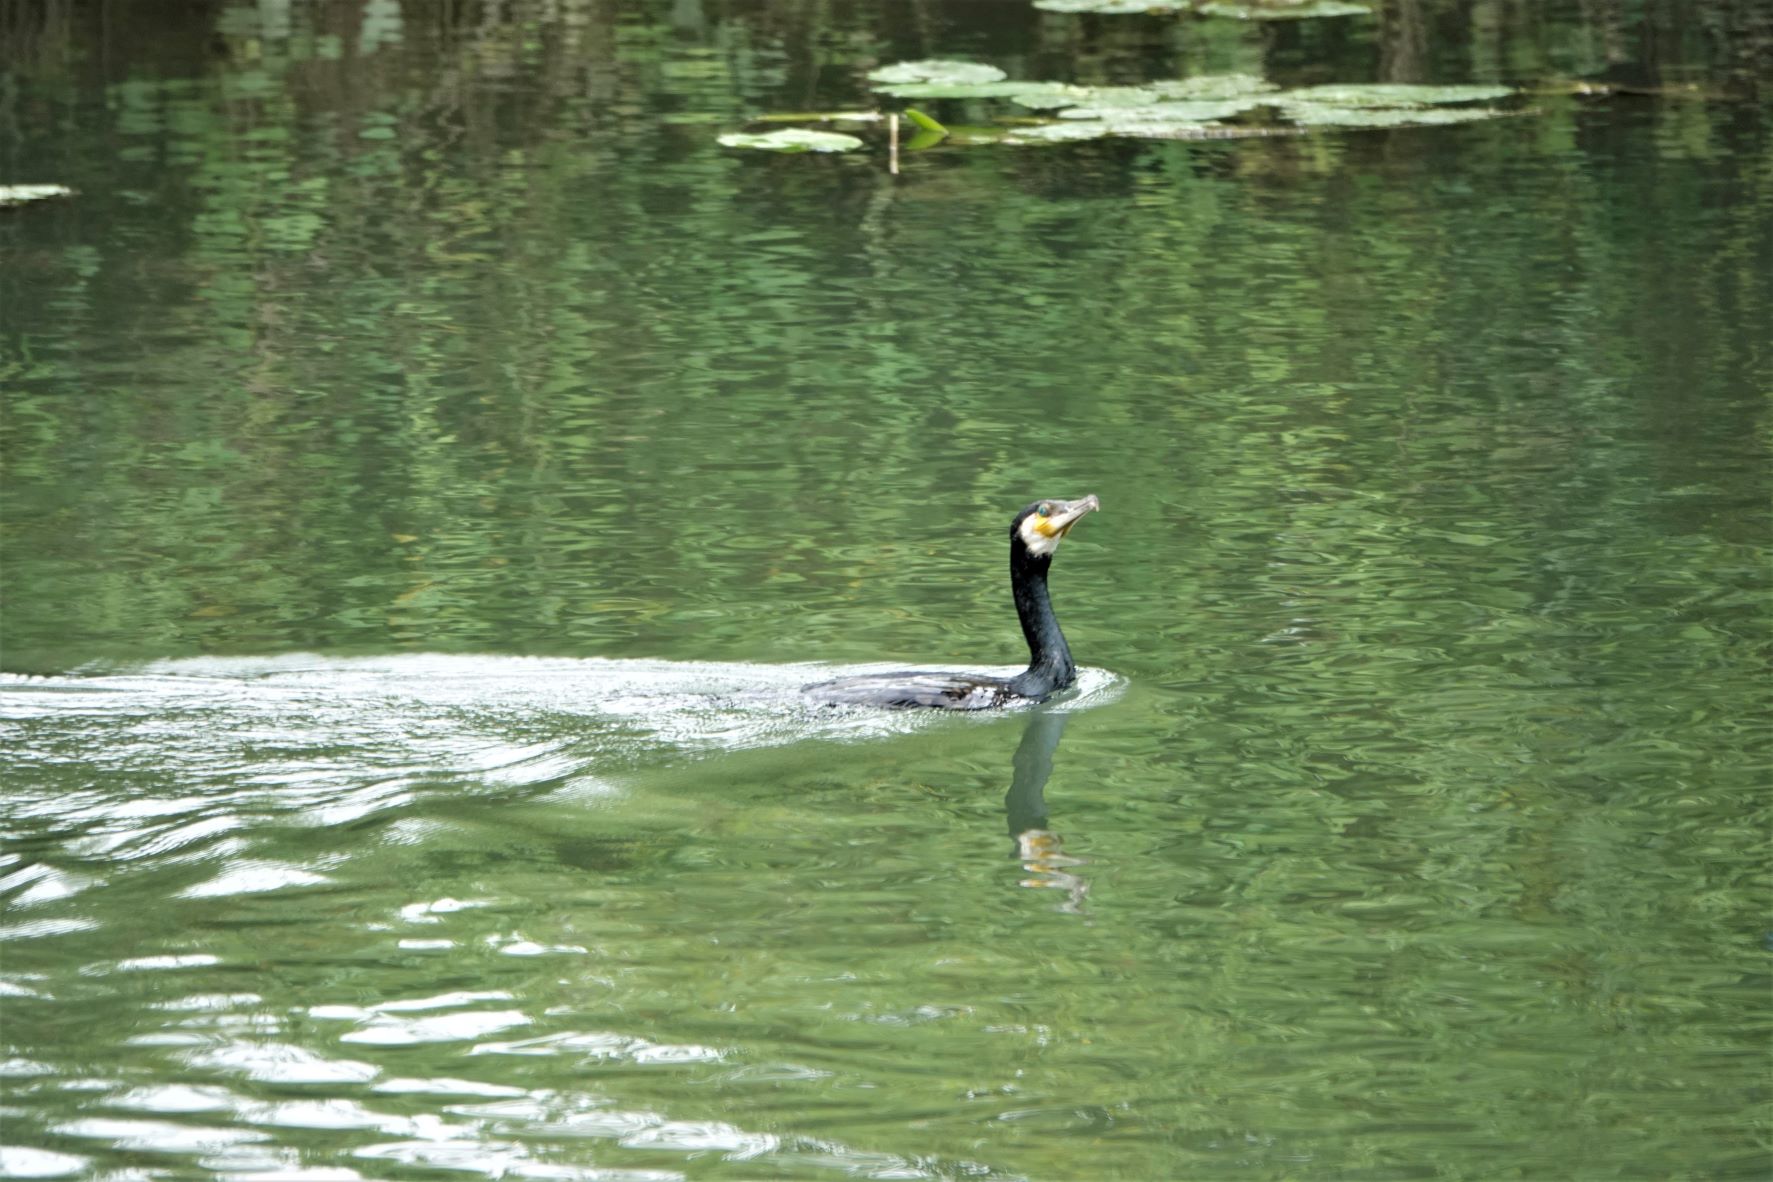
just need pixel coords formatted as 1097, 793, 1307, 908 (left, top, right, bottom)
1050, 494, 1100, 537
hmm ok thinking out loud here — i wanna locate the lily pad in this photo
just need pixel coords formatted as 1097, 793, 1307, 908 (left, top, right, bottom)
1197, 0, 1371, 18
734, 60, 1530, 156
942, 125, 1024, 145
1280, 104, 1510, 127
1016, 76, 1277, 110
0, 184, 74, 207
1003, 119, 1302, 145
875, 80, 1076, 100
866, 60, 1005, 86
754, 111, 884, 124
1115, 123, 1307, 140
1010, 85, 1112, 110
1033, 0, 1190, 11
1001, 122, 1118, 144
1045, 86, 1174, 109
1277, 83, 1513, 106
1058, 99, 1261, 121
717, 129, 865, 153
1017, 86, 1177, 111
1150, 74, 1279, 99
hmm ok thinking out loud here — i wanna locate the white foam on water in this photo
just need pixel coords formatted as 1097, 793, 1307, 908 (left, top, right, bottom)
2, 654, 1123, 804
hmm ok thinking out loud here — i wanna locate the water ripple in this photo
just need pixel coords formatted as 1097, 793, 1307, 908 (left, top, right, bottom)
181, 1042, 380, 1086
2, 656, 1123, 827
0, 1146, 90, 1179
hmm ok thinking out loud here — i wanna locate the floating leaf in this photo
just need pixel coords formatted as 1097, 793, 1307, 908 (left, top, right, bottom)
1114, 122, 1307, 140
904, 127, 948, 151
1058, 99, 1261, 121
1002, 119, 1303, 145
903, 108, 949, 134
1197, 0, 1371, 17
1017, 86, 1164, 110
1034, 0, 1191, 11
1150, 74, 1280, 99
742, 63, 1528, 156
873, 80, 1076, 100
1281, 104, 1510, 127
1002, 122, 1117, 144
1016, 78, 1278, 109
943, 125, 1018, 145
1048, 87, 1175, 109
0, 184, 74, 207
866, 60, 1005, 86
717, 129, 865, 153
1011, 86, 1108, 110
754, 111, 884, 123
1278, 83, 1513, 106
1100, 122, 1221, 139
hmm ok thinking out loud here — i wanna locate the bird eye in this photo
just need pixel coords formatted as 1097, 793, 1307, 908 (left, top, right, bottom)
1038, 504, 1051, 517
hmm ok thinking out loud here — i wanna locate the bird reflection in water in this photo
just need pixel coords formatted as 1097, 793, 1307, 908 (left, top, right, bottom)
1003, 707, 1089, 915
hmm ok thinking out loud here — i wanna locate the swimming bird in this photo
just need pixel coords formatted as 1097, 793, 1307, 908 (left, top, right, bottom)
805, 495, 1100, 710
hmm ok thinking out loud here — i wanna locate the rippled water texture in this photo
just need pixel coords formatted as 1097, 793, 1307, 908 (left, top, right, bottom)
2, 1, 1769, 1179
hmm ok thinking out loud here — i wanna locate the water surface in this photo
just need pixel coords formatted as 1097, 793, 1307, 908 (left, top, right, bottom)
2, 1, 1769, 1179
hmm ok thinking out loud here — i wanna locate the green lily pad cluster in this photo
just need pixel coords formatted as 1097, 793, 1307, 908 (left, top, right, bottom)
717, 64, 1521, 154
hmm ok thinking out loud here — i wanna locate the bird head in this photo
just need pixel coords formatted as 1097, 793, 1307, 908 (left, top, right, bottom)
1012, 495, 1100, 559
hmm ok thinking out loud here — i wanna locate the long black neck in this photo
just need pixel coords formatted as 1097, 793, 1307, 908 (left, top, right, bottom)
1007, 542, 1075, 699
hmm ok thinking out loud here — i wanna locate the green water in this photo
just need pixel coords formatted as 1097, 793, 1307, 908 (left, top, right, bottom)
2, 2, 1769, 1179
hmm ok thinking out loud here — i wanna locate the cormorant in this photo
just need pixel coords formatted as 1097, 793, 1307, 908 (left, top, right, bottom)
805, 495, 1100, 710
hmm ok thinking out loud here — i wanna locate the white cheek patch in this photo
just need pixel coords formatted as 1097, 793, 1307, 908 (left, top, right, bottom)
1019, 516, 1063, 557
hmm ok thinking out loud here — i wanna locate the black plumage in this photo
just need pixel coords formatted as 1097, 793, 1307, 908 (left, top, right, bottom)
805, 495, 1100, 710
